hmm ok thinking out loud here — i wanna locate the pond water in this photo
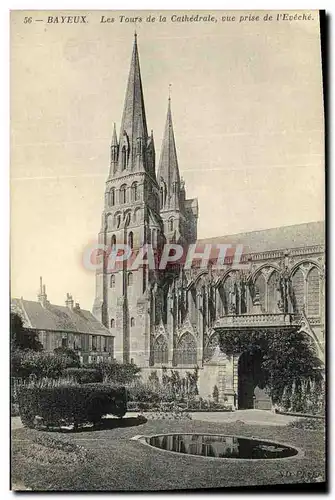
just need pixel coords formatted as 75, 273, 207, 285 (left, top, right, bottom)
145, 434, 298, 459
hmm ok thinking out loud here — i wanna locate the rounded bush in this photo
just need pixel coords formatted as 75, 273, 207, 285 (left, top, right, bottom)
17, 383, 127, 429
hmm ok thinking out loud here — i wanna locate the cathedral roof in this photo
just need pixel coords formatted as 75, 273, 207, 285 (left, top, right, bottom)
11, 298, 112, 336
119, 34, 148, 163
157, 99, 181, 208
198, 221, 325, 255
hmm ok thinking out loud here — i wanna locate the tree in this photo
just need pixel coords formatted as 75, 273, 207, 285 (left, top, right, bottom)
11, 312, 43, 352
54, 346, 80, 367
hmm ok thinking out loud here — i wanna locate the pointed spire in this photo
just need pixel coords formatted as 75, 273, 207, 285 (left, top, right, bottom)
119, 34, 148, 168
111, 122, 118, 147
158, 96, 181, 209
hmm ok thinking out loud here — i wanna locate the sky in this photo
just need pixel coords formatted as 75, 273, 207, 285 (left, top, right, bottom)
10, 10, 324, 309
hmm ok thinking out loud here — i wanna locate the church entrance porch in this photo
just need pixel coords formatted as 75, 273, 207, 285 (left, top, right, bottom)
212, 312, 300, 410
237, 349, 271, 410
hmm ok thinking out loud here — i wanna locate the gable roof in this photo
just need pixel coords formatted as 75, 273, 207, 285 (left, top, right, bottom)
198, 221, 325, 255
11, 298, 112, 336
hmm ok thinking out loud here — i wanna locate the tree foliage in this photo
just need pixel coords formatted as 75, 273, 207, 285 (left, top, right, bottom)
219, 328, 323, 407
54, 346, 80, 367
11, 312, 43, 352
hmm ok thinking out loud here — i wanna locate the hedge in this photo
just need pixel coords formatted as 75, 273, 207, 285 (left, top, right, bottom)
64, 368, 103, 384
17, 383, 127, 429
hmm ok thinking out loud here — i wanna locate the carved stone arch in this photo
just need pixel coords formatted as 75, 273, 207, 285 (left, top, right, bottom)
153, 334, 168, 365
175, 331, 197, 366
289, 259, 321, 279
193, 270, 209, 288
215, 268, 238, 289
251, 263, 281, 284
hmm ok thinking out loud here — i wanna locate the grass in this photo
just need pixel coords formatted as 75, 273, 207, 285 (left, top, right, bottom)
11, 417, 326, 491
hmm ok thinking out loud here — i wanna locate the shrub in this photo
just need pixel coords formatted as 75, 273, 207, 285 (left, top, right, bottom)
54, 347, 80, 367
12, 349, 75, 380
126, 381, 160, 404
88, 361, 141, 385
64, 368, 102, 384
17, 382, 127, 428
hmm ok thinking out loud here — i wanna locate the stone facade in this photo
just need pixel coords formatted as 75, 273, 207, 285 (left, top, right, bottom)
93, 36, 325, 408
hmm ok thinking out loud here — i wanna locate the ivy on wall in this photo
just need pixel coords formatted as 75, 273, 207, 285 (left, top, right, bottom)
219, 328, 324, 409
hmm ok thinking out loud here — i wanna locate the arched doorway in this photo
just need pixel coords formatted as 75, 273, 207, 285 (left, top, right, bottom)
237, 349, 271, 410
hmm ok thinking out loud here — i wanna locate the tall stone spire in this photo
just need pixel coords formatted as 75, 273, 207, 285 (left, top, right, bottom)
158, 97, 181, 211
119, 33, 148, 169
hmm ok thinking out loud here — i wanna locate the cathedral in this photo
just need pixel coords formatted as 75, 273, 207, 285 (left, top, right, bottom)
93, 35, 325, 409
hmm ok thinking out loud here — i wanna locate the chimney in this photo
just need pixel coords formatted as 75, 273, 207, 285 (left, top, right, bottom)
65, 293, 74, 310
37, 277, 49, 307
74, 302, 81, 312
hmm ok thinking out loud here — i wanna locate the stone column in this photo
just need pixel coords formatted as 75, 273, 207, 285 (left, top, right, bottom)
222, 354, 237, 409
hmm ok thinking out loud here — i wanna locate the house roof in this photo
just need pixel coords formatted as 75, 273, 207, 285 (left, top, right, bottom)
198, 221, 325, 255
11, 298, 112, 336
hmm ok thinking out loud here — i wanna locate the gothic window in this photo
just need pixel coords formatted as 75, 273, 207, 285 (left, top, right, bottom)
291, 267, 305, 313
153, 335, 168, 365
307, 267, 320, 316
176, 332, 197, 366
127, 272, 133, 286
120, 184, 127, 204
254, 273, 266, 312
267, 270, 279, 313
131, 317, 135, 327
168, 218, 174, 232
110, 274, 115, 288
110, 319, 115, 328
111, 234, 116, 248
114, 213, 121, 228
131, 182, 138, 201
109, 188, 115, 206
121, 146, 127, 170
128, 231, 134, 249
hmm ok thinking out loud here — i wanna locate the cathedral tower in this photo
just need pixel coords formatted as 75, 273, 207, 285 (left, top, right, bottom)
93, 35, 163, 366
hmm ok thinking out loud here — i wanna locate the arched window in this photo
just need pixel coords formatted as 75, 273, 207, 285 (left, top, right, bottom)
128, 231, 134, 249
131, 317, 135, 327
160, 185, 164, 207
109, 188, 115, 206
111, 234, 116, 248
291, 268, 305, 313
168, 218, 174, 232
110, 318, 115, 328
127, 272, 133, 286
307, 267, 320, 316
120, 184, 127, 204
267, 270, 279, 313
110, 274, 115, 288
131, 182, 138, 201
254, 273, 266, 312
114, 213, 121, 228
121, 146, 127, 170
176, 332, 197, 366
154, 335, 168, 364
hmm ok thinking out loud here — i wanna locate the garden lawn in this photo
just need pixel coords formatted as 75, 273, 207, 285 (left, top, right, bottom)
11, 417, 325, 491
